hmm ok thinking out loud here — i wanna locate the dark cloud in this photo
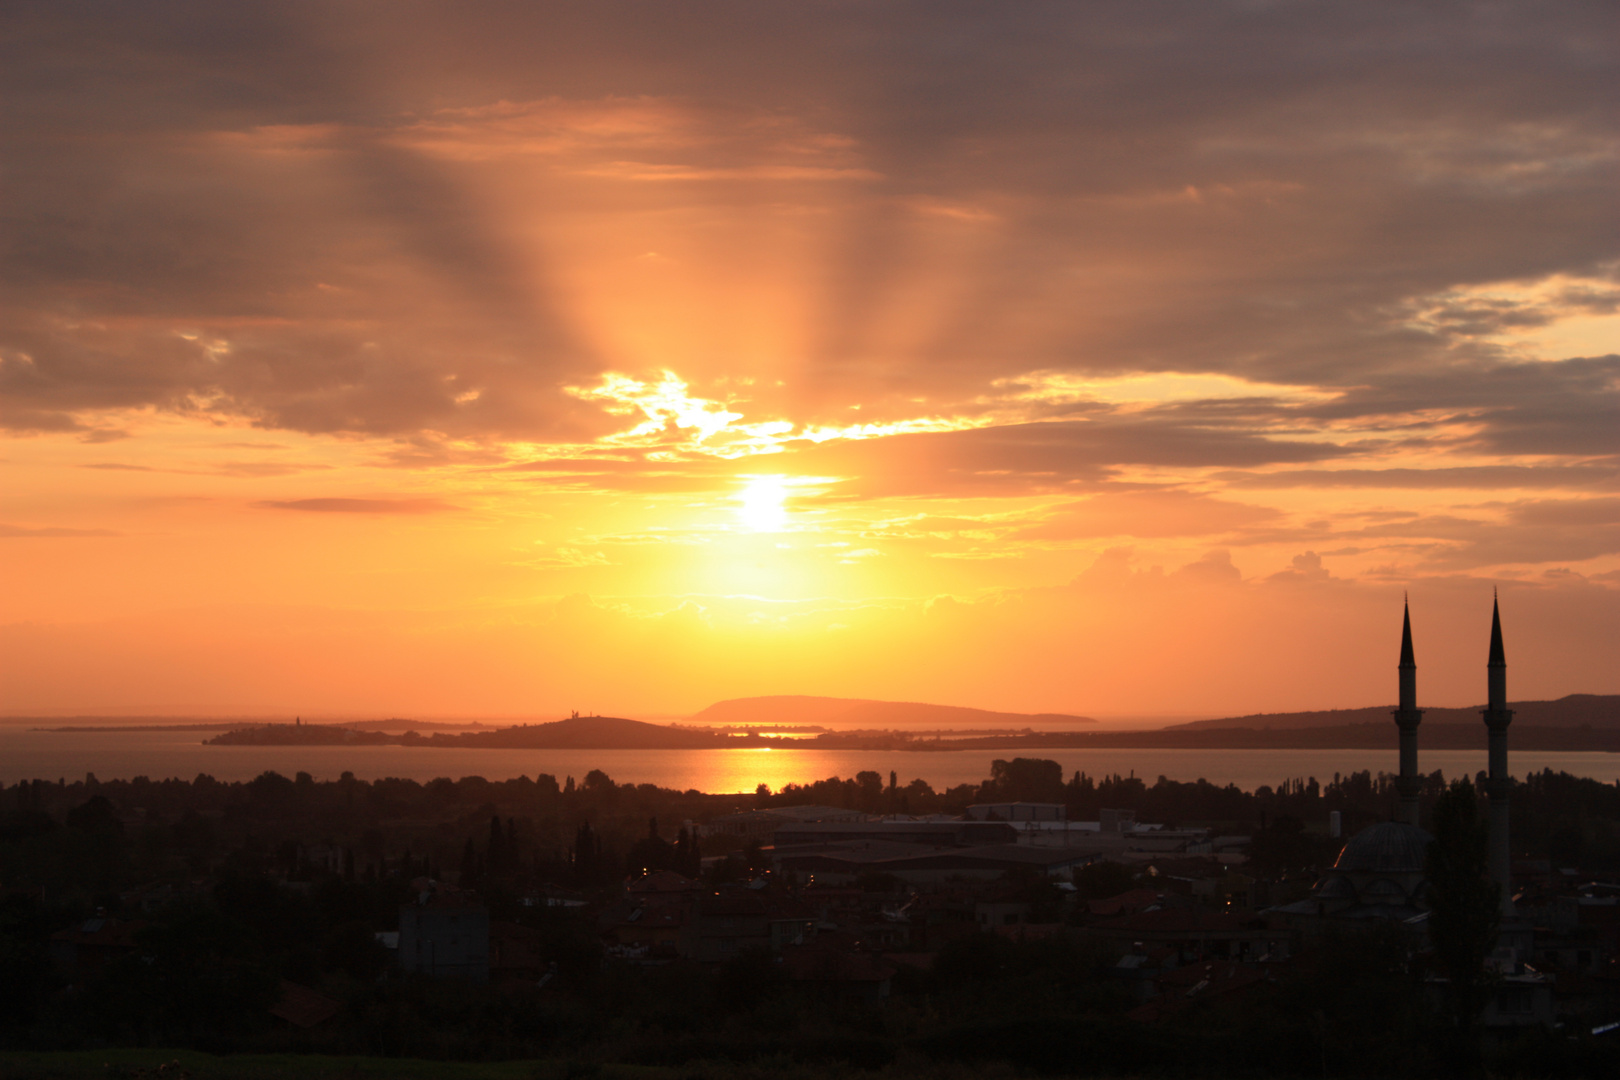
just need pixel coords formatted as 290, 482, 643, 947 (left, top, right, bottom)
1220, 463, 1620, 491
0, 1, 1612, 450
1511, 496, 1620, 528
1295, 356, 1620, 459
253, 497, 458, 514
790, 418, 1347, 498
1245, 498, 1620, 569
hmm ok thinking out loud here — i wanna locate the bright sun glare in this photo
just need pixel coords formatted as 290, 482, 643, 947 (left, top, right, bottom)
738, 476, 789, 532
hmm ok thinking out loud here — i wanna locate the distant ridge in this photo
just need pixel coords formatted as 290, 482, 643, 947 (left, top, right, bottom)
443, 715, 727, 749
195, 701, 1620, 753
208, 714, 749, 749
686, 695, 1096, 730
1172, 693, 1620, 731
339, 718, 498, 732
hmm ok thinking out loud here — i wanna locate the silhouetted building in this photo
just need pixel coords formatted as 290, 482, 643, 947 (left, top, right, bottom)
1484, 593, 1515, 915
966, 802, 1066, 821
1306, 821, 1431, 921
398, 881, 489, 982
49, 916, 144, 984
1273, 604, 1434, 931
1393, 597, 1423, 827
774, 819, 1017, 847
773, 840, 1104, 885
707, 804, 868, 839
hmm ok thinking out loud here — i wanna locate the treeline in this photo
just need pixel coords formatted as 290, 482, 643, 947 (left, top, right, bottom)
7, 760, 1620, 899
0, 768, 756, 902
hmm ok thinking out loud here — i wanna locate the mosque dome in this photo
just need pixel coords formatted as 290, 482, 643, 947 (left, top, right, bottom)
1332, 821, 1433, 874
1312, 873, 1357, 900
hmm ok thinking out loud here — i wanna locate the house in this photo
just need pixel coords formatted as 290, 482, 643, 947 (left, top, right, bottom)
49, 916, 144, 982
975, 899, 1031, 928
1092, 906, 1291, 963
490, 921, 551, 980
599, 892, 693, 956
680, 893, 772, 962
1087, 888, 1166, 918
967, 803, 1066, 822
1112, 947, 1182, 1002
774, 840, 1105, 886
1143, 857, 1257, 907
993, 922, 1067, 944
1126, 959, 1271, 1022
707, 805, 869, 839
1480, 967, 1557, 1030
270, 980, 341, 1028
780, 938, 896, 1002
398, 882, 489, 982
629, 870, 702, 895
775, 820, 1019, 848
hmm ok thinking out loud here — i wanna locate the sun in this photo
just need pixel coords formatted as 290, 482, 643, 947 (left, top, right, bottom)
737, 476, 789, 532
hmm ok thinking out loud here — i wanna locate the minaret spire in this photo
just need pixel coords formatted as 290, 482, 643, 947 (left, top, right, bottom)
1393, 595, 1422, 827
1400, 596, 1416, 669
1482, 591, 1514, 914
1488, 590, 1507, 674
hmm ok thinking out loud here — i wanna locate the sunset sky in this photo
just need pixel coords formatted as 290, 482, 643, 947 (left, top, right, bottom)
3, 3, 1617, 720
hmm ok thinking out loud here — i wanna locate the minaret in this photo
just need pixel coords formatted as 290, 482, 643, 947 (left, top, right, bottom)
1392, 596, 1423, 827
1483, 592, 1514, 914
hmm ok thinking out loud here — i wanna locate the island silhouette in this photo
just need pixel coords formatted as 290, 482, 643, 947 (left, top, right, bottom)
198, 694, 1620, 751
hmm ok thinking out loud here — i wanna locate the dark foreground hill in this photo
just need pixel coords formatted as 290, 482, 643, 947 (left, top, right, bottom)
686, 694, 1095, 730
1172, 693, 1620, 731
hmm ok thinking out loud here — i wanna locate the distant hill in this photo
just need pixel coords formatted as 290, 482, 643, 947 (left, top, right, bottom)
441, 715, 728, 749
338, 718, 498, 732
209, 714, 751, 749
1172, 694, 1620, 731
686, 695, 1095, 730
201, 704, 1620, 753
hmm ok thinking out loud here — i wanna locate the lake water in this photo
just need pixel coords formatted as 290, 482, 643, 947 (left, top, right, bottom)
2, 727, 1617, 793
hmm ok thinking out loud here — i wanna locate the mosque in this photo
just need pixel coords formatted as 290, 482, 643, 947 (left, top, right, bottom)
1277, 596, 1518, 927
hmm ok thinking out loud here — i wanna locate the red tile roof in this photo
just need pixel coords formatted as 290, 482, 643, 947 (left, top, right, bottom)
270, 980, 341, 1028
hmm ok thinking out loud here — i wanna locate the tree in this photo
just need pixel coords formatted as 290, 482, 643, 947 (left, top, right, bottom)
487, 815, 506, 877
855, 770, 884, 811
686, 827, 701, 876
1426, 778, 1500, 1076
673, 826, 702, 877
1249, 816, 1336, 877
572, 822, 601, 884
65, 794, 122, 835
1073, 860, 1135, 900
627, 816, 674, 875
989, 758, 1064, 803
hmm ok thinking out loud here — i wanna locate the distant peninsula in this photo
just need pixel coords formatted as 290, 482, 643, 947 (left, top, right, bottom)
685, 695, 1097, 730
1170, 693, 1620, 731
207, 714, 774, 750
201, 694, 1620, 752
